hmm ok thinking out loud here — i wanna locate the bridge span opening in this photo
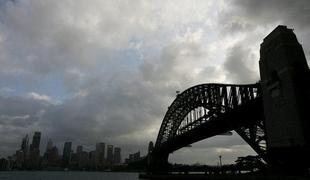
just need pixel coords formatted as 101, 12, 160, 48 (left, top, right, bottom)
168, 132, 258, 165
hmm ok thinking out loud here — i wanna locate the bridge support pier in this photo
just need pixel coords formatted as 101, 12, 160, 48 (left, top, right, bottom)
147, 152, 170, 174
260, 25, 310, 173
267, 147, 310, 174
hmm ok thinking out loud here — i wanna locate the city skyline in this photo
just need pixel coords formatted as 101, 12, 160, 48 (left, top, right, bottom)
1, 131, 143, 170
16, 131, 131, 159
0, 131, 142, 163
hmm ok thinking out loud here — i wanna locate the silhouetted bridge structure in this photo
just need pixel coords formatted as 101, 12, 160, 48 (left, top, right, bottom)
147, 26, 310, 174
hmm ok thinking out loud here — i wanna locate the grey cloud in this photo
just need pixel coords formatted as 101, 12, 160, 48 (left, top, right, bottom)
223, 43, 258, 83
1, 0, 309, 164
232, 0, 310, 29
219, 0, 310, 61
0, 94, 51, 156
220, 0, 310, 33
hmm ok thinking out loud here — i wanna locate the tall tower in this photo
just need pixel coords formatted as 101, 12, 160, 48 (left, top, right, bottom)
31, 132, 41, 150
46, 139, 53, 153
20, 134, 29, 155
95, 142, 105, 168
62, 142, 72, 167
27, 132, 41, 169
76, 145, 83, 154
29, 132, 41, 154
259, 25, 310, 170
113, 147, 121, 164
107, 145, 114, 163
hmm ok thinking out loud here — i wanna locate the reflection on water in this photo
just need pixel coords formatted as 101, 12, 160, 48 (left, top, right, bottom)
0, 171, 139, 180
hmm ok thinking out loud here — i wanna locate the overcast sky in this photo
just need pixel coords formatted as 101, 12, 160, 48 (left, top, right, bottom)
0, 0, 309, 165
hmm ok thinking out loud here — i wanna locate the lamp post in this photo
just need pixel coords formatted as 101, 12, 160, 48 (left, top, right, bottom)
219, 155, 222, 167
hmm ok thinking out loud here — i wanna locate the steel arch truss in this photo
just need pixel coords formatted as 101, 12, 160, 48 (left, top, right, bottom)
154, 83, 267, 161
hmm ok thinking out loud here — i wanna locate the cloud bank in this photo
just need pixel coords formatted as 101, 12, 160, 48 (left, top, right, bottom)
0, 0, 309, 164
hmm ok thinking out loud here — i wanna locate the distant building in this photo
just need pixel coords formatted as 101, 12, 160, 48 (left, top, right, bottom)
113, 147, 121, 164
15, 150, 24, 169
124, 158, 130, 164
107, 145, 113, 163
76, 145, 83, 154
0, 158, 9, 170
46, 139, 53, 153
30, 132, 41, 151
95, 143, 105, 168
75, 145, 83, 168
78, 151, 89, 169
44, 138, 53, 163
20, 134, 29, 167
27, 132, 41, 169
20, 134, 29, 156
129, 154, 134, 162
133, 151, 140, 161
126, 151, 141, 164
89, 150, 96, 169
47, 146, 59, 167
62, 142, 72, 167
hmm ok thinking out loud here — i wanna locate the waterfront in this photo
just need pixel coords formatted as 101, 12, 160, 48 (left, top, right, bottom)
0, 171, 139, 180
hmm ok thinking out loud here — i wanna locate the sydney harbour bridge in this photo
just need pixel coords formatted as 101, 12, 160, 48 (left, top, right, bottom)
146, 25, 310, 175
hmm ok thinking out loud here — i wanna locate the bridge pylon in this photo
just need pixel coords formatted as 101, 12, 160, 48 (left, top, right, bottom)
259, 25, 310, 172
147, 141, 171, 173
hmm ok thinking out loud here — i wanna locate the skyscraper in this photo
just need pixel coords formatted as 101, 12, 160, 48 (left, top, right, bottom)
28, 132, 41, 169
107, 145, 113, 163
76, 145, 83, 154
89, 151, 96, 169
95, 143, 105, 168
46, 139, 53, 152
20, 134, 29, 156
30, 132, 41, 150
113, 147, 121, 164
76, 145, 83, 164
62, 142, 72, 167
44, 138, 53, 162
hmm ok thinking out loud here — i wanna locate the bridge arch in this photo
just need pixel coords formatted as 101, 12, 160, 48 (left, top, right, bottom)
150, 83, 267, 170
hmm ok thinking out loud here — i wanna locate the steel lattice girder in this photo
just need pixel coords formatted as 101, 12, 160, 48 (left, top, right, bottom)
153, 83, 268, 162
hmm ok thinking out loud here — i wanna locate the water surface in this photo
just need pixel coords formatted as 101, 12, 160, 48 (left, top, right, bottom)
0, 171, 139, 180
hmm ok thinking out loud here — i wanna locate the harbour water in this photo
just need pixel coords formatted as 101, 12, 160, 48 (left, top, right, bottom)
0, 171, 139, 180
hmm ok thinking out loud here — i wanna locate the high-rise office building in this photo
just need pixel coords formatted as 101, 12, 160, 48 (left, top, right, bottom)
31, 132, 41, 150
89, 151, 96, 169
46, 139, 53, 152
133, 151, 140, 161
127, 151, 141, 163
62, 142, 72, 166
44, 138, 53, 161
95, 143, 105, 167
27, 132, 41, 169
113, 147, 121, 164
76, 145, 83, 154
78, 151, 89, 168
20, 134, 29, 156
47, 146, 59, 167
107, 145, 113, 163
76, 145, 83, 163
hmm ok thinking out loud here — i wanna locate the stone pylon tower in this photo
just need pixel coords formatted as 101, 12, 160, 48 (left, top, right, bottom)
259, 25, 310, 170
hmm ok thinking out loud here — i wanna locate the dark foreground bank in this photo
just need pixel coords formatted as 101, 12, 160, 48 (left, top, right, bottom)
139, 173, 310, 180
